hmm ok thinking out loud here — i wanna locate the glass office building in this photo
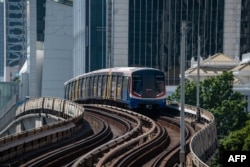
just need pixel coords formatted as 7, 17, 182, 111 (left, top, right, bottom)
0, 82, 18, 109
128, 0, 224, 85
73, 0, 106, 76
5, 0, 27, 67
74, 0, 250, 85
241, 0, 250, 55
0, 1, 4, 81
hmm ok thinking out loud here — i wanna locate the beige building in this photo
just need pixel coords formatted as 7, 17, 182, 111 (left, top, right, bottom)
185, 53, 239, 81
185, 53, 250, 111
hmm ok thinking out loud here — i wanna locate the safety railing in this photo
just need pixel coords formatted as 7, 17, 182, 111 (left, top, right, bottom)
167, 101, 217, 167
0, 94, 18, 132
0, 97, 85, 163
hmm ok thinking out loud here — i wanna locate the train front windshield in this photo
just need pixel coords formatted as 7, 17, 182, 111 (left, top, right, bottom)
132, 75, 143, 96
155, 75, 165, 96
132, 71, 165, 98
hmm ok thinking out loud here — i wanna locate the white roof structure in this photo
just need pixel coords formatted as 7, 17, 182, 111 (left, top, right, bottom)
185, 52, 250, 111
65, 67, 161, 84
185, 53, 239, 81
232, 53, 250, 95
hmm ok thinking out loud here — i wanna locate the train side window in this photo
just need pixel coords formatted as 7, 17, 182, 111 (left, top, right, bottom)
102, 75, 107, 98
117, 76, 123, 99
98, 76, 102, 97
89, 77, 93, 97
82, 78, 85, 98
79, 78, 82, 98
72, 81, 75, 100
75, 79, 79, 100
122, 77, 129, 100
155, 75, 165, 94
86, 77, 89, 97
111, 75, 117, 98
93, 76, 98, 97
68, 83, 71, 100
65, 84, 68, 99
128, 77, 130, 92
132, 75, 142, 96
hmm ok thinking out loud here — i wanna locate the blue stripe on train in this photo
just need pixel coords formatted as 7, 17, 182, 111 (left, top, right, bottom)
127, 97, 166, 109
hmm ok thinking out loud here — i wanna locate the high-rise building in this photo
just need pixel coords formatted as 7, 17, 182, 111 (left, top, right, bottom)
73, 0, 250, 85
240, 0, 250, 55
6, 0, 250, 100
4, 0, 26, 67
0, 0, 4, 81
2, 0, 27, 82
73, 0, 107, 76
73, 0, 224, 85
223, 0, 250, 59
18, 0, 73, 100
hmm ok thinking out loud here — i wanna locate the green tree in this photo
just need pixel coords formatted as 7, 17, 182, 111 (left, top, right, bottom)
200, 72, 233, 109
221, 120, 250, 151
212, 92, 248, 135
167, 80, 196, 105
168, 71, 248, 165
168, 71, 247, 136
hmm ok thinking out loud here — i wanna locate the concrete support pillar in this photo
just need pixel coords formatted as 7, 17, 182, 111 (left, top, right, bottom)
35, 117, 43, 128
15, 122, 22, 133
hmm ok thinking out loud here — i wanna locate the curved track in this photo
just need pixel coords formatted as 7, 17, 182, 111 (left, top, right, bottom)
18, 113, 110, 167
1, 104, 198, 167
17, 104, 135, 167
151, 116, 195, 167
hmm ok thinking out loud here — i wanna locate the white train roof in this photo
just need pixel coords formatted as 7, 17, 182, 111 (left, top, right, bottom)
65, 67, 162, 85
91, 67, 158, 73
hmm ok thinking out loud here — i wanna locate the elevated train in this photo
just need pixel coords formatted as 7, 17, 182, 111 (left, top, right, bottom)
64, 67, 166, 111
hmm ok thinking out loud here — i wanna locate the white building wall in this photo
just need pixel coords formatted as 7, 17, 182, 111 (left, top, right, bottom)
112, 0, 129, 67
42, 0, 72, 98
28, 0, 39, 98
223, 0, 241, 59
19, 72, 29, 101
73, 0, 86, 77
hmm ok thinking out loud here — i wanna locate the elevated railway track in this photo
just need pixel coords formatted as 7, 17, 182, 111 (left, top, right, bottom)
0, 97, 217, 167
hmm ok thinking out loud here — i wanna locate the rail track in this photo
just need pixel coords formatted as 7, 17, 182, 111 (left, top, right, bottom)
151, 116, 195, 166
71, 105, 194, 167
1, 104, 197, 167
18, 112, 112, 166
12, 104, 133, 166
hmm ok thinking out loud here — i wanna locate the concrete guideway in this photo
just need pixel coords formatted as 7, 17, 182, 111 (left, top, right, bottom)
167, 101, 217, 167
0, 98, 217, 167
0, 97, 85, 163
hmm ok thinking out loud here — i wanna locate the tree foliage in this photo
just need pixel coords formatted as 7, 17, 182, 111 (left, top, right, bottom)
168, 80, 197, 105
221, 120, 250, 151
168, 71, 248, 136
168, 71, 249, 164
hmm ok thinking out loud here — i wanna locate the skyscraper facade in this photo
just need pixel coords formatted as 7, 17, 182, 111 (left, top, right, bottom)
73, 0, 250, 85
0, 1, 4, 81
129, 0, 225, 85
4, 0, 26, 67
73, 0, 107, 76
240, 0, 250, 55
73, 0, 225, 85
18, 0, 73, 100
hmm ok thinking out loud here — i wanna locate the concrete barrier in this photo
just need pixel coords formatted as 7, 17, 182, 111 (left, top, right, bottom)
0, 97, 85, 163
167, 101, 217, 167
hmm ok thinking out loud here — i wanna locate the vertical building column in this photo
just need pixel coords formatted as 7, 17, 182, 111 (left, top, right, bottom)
15, 122, 22, 133
73, 0, 87, 76
223, 0, 241, 59
27, 0, 39, 98
111, 0, 129, 67
35, 117, 42, 128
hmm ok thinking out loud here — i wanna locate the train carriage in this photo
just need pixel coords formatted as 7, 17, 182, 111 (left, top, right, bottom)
64, 67, 167, 111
